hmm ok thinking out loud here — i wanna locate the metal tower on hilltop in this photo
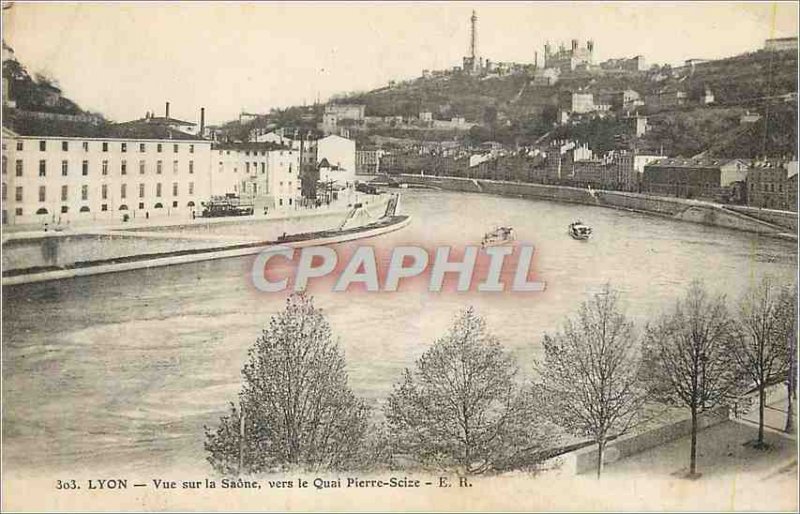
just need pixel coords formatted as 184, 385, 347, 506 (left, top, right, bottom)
470, 10, 478, 61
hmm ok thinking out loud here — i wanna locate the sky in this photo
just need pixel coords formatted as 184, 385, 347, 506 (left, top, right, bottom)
2, 2, 798, 125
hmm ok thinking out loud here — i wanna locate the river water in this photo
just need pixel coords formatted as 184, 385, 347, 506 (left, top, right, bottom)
2, 189, 796, 476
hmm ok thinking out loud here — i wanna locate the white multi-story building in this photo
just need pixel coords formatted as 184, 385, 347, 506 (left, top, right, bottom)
212, 143, 301, 210
2, 126, 214, 226
264, 149, 301, 208
316, 134, 356, 185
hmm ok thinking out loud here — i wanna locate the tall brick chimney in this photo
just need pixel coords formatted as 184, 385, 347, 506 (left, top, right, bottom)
165, 101, 170, 119
200, 107, 205, 137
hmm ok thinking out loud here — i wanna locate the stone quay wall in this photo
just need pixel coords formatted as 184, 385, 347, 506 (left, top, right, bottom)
400, 175, 797, 238
2, 195, 392, 273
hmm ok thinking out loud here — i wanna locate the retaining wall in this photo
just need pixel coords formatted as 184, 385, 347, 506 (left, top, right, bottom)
570, 406, 731, 475
2, 195, 391, 273
400, 175, 797, 238
726, 205, 798, 231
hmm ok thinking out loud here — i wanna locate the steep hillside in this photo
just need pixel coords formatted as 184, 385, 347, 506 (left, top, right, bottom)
2, 49, 90, 116
345, 74, 529, 122
680, 49, 797, 106
707, 100, 797, 158
333, 48, 797, 155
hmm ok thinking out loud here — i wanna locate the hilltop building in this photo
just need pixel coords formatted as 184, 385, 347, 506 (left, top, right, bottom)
645, 88, 688, 111
544, 39, 594, 72
560, 91, 595, 114
324, 103, 365, 121
606, 89, 643, 111
320, 103, 365, 135
599, 55, 646, 72
532, 67, 560, 86
764, 37, 798, 52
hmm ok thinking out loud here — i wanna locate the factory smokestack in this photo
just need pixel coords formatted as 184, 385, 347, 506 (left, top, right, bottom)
165, 102, 170, 119
200, 107, 205, 137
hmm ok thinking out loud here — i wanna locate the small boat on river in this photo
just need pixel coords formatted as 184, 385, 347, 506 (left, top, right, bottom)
568, 221, 592, 240
481, 226, 515, 248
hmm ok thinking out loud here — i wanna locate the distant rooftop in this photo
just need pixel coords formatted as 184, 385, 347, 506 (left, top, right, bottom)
119, 116, 196, 127
647, 157, 742, 168
3, 110, 203, 140
211, 141, 290, 151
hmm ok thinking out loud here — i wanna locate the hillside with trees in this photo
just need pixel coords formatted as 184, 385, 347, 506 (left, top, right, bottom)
2, 43, 91, 116
331, 47, 796, 158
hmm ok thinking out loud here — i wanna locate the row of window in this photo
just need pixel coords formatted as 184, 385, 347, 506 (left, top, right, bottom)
16, 140, 196, 154
217, 162, 293, 173
5, 159, 195, 177
7, 182, 196, 203
749, 182, 785, 193
217, 149, 294, 156
10, 200, 198, 217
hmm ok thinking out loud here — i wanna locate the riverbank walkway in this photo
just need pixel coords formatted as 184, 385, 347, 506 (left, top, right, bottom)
604, 390, 797, 479
1, 190, 394, 242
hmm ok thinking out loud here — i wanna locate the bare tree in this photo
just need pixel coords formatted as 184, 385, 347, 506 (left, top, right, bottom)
386, 307, 557, 474
730, 278, 793, 447
533, 284, 647, 478
641, 281, 746, 478
205, 294, 371, 474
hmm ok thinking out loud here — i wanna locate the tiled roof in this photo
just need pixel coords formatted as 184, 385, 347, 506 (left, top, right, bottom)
109, 123, 199, 140
120, 116, 196, 126
211, 141, 290, 151
3, 112, 203, 140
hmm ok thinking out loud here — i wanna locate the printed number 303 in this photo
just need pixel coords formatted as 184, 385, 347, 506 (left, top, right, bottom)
56, 479, 79, 490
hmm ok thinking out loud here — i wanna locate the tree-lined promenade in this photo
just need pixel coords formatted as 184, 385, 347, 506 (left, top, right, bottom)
206, 279, 797, 479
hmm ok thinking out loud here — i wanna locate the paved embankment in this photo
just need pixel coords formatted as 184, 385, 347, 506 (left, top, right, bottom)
399, 174, 797, 240
1, 214, 411, 286
2, 194, 398, 284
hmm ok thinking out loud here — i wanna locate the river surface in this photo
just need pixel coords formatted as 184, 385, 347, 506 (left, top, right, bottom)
2, 190, 796, 476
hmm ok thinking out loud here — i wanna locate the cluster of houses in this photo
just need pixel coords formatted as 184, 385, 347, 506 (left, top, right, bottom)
371, 137, 797, 211
318, 102, 476, 135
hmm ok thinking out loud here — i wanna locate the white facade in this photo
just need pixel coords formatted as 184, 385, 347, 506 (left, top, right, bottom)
252, 131, 287, 145
719, 160, 749, 187
469, 153, 492, 168
566, 92, 595, 114
213, 145, 300, 210
633, 154, 662, 173
316, 135, 356, 185
324, 104, 365, 120
2, 132, 213, 226
264, 150, 301, 209
764, 37, 798, 52
321, 113, 338, 134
